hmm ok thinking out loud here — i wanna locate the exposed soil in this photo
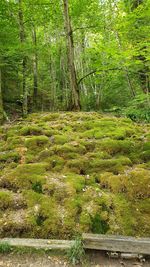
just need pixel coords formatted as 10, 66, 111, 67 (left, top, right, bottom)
0, 251, 150, 267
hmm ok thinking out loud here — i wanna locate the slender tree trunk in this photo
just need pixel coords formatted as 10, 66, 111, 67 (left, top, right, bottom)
0, 68, 4, 124
63, 0, 81, 111
115, 31, 136, 97
18, 0, 28, 117
32, 25, 38, 109
130, 0, 149, 93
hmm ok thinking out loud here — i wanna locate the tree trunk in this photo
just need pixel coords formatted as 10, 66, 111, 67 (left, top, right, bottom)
0, 68, 4, 124
131, 0, 149, 93
63, 0, 81, 111
18, 0, 28, 117
115, 31, 136, 98
32, 25, 38, 109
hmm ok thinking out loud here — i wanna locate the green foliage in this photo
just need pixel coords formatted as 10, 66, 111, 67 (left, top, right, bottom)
32, 181, 43, 194
0, 0, 150, 117
124, 94, 150, 122
91, 213, 109, 234
0, 242, 12, 253
67, 236, 85, 265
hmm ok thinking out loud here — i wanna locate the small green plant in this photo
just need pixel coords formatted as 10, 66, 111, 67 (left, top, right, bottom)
32, 181, 43, 193
91, 213, 109, 234
123, 93, 150, 122
67, 236, 85, 265
0, 242, 12, 253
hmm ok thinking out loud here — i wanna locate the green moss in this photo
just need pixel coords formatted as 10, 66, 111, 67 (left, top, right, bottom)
6, 137, 24, 149
53, 134, 69, 145
0, 191, 13, 210
37, 149, 54, 161
2, 163, 47, 190
6, 126, 22, 138
25, 136, 49, 149
63, 152, 79, 160
86, 151, 111, 160
0, 151, 20, 163
61, 198, 81, 237
66, 158, 89, 174
81, 122, 134, 140
89, 157, 132, 174
42, 113, 60, 122
143, 142, 150, 151
97, 139, 133, 155
66, 173, 85, 192
24, 190, 61, 237
79, 212, 92, 232
25, 153, 36, 163
99, 172, 125, 193
42, 129, 59, 137
111, 194, 136, 235
46, 155, 65, 171
20, 125, 43, 136
56, 143, 86, 156
80, 140, 96, 152
125, 168, 150, 200
0, 209, 33, 237
140, 150, 150, 161
0, 112, 150, 238
23, 190, 42, 207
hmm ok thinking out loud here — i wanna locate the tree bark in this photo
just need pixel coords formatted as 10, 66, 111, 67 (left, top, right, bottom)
63, 0, 81, 111
0, 68, 4, 124
32, 25, 38, 109
18, 0, 28, 117
131, 0, 149, 93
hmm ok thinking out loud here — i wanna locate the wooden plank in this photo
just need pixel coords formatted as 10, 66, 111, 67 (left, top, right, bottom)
1, 234, 150, 255
82, 234, 150, 255
0, 238, 74, 250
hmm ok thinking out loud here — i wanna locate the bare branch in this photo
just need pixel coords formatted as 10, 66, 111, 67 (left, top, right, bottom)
73, 25, 99, 32
78, 68, 121, 85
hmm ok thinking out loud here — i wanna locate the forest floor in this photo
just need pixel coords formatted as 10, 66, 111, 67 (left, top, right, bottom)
0, 112, 150, 238
0, 251, 150, 267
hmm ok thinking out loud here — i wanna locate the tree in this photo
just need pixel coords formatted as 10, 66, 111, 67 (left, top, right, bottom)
0, 68, 4, 123
0, 0, 149, 119
18, 0, 28, 116
32, 24, 38, 109
63, 0, 81, 110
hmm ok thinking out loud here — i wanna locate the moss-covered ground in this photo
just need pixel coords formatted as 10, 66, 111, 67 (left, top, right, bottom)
0, 112, 149, 238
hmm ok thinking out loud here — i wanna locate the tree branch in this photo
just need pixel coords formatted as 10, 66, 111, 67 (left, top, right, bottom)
73, 25, 99, 32
77, 68, 121, 85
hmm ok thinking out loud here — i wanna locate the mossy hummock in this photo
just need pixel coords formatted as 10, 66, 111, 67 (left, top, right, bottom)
0, 112, 149, 239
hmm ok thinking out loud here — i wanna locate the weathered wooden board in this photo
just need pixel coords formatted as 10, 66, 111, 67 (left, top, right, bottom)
0, 238, 74, 250
82, 233, 150, 255
1, 234, 150, 255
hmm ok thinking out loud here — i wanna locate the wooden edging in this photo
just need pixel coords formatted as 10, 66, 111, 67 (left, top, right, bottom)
0, 238, 74, 250
0, 234, 150, 255
82, 234, 150, 255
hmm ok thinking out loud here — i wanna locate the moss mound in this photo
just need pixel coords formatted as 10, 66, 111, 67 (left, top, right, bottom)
0, 112, 149, 238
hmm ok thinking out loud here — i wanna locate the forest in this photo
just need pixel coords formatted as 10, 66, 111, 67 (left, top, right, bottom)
0, 0, 150, 256
0, 0, 150, 121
